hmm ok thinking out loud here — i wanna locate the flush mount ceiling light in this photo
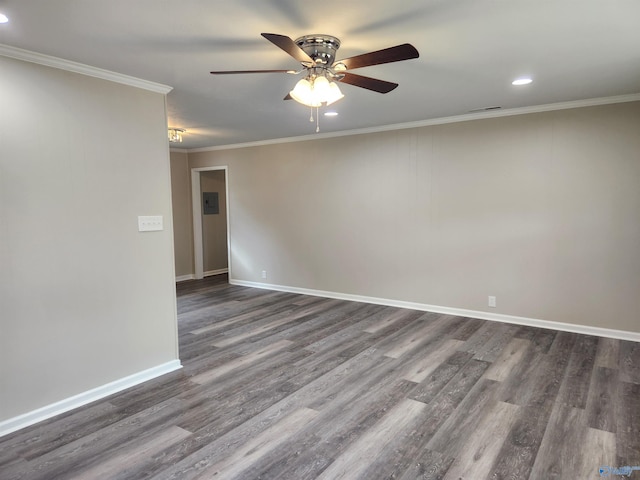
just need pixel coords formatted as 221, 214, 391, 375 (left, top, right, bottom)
168, 128, 186, 143
512, 77, 533, 86
0, 13, 9, 23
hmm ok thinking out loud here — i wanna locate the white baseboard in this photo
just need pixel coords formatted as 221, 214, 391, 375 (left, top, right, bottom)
0, 360, 182, 438
176, 269, 228, 282
204, 268, 229, 277
230, 279, 640, 343
176, 274, 195, 282
176, 268, 229, 283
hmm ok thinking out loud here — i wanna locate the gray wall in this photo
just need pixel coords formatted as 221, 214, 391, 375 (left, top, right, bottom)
170, 151, 194, 278
185, 102, 640, 334
0, 55, 179, 422
200, 170, 228, 273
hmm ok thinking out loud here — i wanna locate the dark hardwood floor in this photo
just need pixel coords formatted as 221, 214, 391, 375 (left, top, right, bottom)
2, 275, 639, 479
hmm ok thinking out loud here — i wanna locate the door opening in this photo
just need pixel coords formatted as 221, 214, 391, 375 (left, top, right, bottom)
191, 166, 230, 280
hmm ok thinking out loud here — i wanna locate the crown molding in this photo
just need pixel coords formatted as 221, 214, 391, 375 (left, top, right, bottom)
169, 148, 189, 154
189, 93, 640, 153
0, 43, 172, 94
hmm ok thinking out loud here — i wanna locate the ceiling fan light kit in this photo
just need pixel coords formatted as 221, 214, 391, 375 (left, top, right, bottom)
289, 75, 344, 107
210, 32, 419, 131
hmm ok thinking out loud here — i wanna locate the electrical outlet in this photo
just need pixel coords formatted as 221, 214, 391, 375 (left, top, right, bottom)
261, 270, 267, 279
488, 296, 497, 308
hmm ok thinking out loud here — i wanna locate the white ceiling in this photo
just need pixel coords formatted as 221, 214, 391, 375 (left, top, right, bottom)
1, 0, 639, 149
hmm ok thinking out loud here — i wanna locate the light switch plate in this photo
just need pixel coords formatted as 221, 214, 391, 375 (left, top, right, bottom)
138, 215, 163, 232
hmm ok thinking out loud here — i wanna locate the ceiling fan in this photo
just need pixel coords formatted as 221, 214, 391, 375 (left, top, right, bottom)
210, 33, 419, 109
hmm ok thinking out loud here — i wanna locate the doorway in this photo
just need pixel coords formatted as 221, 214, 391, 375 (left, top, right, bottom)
191, 166, 230, 280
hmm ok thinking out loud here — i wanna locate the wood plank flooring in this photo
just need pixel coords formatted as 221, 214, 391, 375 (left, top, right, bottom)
1, 275, 639, 479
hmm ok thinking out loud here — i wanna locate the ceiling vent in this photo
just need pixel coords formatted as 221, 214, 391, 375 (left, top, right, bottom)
469, 106, 502, 113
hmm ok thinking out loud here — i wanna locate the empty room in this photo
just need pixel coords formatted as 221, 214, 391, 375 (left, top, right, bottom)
1, 1, 639, 479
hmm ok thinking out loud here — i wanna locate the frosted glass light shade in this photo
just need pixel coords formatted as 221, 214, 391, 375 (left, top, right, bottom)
289, 76, 344, 108
325, 82, 344, 106
290, 78, 321, 107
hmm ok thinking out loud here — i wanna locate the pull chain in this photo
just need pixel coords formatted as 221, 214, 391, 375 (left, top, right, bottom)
307, 107, 321, 132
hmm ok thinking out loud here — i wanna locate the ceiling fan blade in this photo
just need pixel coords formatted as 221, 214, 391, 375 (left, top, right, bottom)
338, 72, 398, 93
210, 69, 295, 75
284, 93, 293, 100
335, 43, 419, 70
261, 33, 314, 64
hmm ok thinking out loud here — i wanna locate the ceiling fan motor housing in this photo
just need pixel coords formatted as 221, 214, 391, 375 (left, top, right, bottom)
294, 35, 341, 66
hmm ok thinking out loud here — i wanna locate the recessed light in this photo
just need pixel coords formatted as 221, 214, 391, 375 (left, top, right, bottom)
324, 111, 338, 117
512, 77, 533, 86
0, 13, 9, 24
